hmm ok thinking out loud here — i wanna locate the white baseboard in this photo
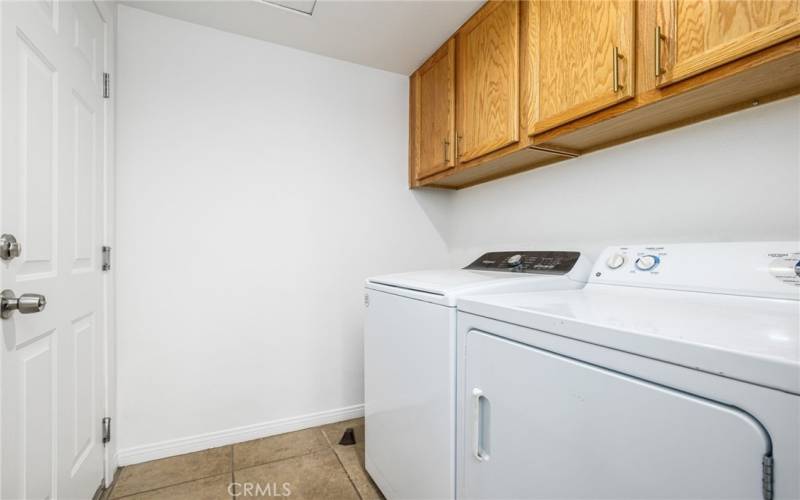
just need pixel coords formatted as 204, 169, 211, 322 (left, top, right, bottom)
115, 404, 364, 466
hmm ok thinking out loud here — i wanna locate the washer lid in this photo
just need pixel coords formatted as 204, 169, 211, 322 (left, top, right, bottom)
370, 269, 529, 294
458, 285, 800, 394
366, 269, 585, 306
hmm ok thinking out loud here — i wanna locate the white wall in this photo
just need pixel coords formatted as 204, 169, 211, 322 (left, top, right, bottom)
447, 97, 800, 265
115, 6, 450, 460
117, 4, 800, 462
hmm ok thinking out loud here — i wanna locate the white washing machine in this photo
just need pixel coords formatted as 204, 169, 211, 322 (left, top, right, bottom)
364, 251, 592, 500
456, 242, 800, 500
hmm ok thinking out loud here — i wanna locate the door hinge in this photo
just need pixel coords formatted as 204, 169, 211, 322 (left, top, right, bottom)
103, 72, 110, 99
102, 246, 111, 271
762, 455, 774, 500
102, 417, 112, 444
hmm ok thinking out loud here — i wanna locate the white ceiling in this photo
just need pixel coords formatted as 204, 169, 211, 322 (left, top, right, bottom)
121, 0, 483, 75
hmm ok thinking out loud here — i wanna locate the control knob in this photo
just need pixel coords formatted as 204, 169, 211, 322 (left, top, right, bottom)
507, 254, 523, 267
635, 255, 660, 271
606, 254, 625, 269
768, 257, 800, 278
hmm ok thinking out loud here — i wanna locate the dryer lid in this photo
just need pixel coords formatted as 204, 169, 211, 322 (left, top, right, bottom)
459, 285, 800, 394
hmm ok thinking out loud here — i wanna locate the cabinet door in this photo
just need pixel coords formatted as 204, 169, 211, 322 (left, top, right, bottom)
456, 1, 519, 163
532, 0, 635, 134
656, 0, 800, 86
412, 38, 455, 180
461, 330, 770, 499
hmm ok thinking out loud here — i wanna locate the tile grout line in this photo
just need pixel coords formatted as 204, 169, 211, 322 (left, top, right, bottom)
119, 440, 309, 500
320, 427, 334, 448
331, 446, 364, 500
111, 472, 230, 500
111, 446, 233, 499
234, 447, 326, 474
320, 427, 365, 500
230, 444, 235, 499
117, 444, 239, 498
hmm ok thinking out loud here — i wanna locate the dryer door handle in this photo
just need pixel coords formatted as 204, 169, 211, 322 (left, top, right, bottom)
472, 388, 490, 462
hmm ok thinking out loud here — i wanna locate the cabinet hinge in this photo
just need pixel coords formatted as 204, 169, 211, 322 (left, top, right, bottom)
102, 246, 111, 271
762, 455, 774, 500
103, 72, 110, 99
102, 417, 112, 444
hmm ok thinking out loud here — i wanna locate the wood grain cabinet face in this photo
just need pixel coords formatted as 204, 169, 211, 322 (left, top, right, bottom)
456, 0, 520, 163
531, 0, 636, 134
408, 0, 800, 189
412, 39, 456, 181
655, 0, 800, 86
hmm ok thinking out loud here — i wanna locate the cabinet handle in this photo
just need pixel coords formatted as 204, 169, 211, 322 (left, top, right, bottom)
472, 388, 490, 462
456, 134, 463, 158
612, 47, 624, 93
654, 26, 666, 77
444, 139, 450, 164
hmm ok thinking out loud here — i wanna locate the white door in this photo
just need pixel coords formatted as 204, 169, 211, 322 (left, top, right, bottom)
461, 330, 771, 499
1, 1, 108, 498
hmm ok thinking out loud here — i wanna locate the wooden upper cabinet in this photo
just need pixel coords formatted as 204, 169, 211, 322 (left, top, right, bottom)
531, 0, 636, 134
408, 0, 800, 189
655, 0, 800, 86
456, 0, 520, 163
411, 38, 456, 181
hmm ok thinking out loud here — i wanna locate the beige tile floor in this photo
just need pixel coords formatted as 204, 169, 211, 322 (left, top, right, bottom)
103, 418, 384, 500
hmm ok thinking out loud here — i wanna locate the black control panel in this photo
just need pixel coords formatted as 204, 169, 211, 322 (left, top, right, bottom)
464, 251, 581, 275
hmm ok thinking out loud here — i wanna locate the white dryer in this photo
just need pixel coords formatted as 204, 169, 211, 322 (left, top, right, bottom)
364, 251, 592, 500
456, 242, 800, 500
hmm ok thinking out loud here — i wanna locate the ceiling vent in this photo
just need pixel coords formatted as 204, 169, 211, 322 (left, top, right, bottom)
260, 0, 317, 16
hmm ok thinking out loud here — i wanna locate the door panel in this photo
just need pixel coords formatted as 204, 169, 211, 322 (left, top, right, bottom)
21, 337, 56, 500
72, 1, 100, 83
532, 0, 635, 134
657, 0, 800, 86
1, 1, 107, 499
71, 91, 97, 271
461, 330, 769, 499
71, 313, 97, 471
457, 0, 519, 163
18, 31, 58, 279
413, 38, 455, 180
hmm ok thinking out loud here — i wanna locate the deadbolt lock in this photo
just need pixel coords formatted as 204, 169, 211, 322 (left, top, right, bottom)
0, 234, 21, 261
1, 289, 47, 319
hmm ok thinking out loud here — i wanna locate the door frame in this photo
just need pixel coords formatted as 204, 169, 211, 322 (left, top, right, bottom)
95, 0, 118, 487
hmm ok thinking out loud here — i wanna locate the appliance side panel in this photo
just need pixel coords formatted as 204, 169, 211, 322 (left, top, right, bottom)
364, 289, 455, 499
